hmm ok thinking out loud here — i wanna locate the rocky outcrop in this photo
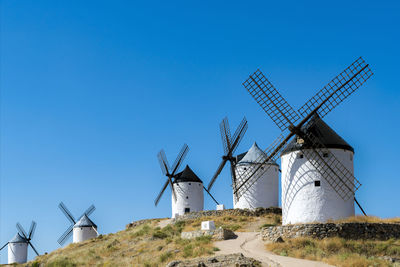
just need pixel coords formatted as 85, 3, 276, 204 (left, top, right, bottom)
181, 228, 237, 240
262, 222, 400, 241
166, 253, 261, 267
174, 207, 281, 221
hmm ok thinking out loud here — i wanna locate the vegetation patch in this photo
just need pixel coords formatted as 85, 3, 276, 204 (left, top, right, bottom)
28, 219, 218, 266
266, 237, 400, 267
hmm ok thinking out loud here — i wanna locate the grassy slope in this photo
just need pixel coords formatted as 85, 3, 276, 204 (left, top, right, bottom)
27, 213, 280, 267
265, 216, 400, 267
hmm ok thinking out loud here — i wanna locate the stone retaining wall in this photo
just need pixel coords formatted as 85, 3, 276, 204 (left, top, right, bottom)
262, 223, 400, 241
181, 228, 237, 240
175, 207, 281, 221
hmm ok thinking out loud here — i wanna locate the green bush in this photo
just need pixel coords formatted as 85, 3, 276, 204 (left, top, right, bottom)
159, 251, 172, 262
152, 230, 168, 239
47, 258, 77, 267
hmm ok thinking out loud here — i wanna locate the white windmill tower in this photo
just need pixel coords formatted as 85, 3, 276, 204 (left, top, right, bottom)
58, 202, 98, 245
207, 117, 249, 208
155, 144, 219, 218
281, 115, 356, 224
0, 221, 39, 264
234, 142, 279, 209
237, 57, 373, 225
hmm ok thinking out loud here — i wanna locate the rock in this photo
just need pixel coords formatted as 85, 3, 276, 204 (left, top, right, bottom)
272, 236, 284, 243
166, 253, 261, 267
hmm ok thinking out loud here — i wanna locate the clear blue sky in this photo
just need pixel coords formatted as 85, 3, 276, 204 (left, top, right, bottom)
1, 0, 399, 262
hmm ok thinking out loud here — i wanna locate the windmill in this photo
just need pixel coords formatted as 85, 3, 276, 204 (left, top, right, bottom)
237, 57, 372, 224
206, 117, 248, 202
0, 221, 39, 264
155, 144, 219, 218
234, 142, 280, 209
58, 202, 98, 245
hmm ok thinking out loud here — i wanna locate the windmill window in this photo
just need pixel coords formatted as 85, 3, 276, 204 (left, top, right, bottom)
186, 196, 188, 199
298, 153, 304, 159
323, 152, 329, 158
350, 154, 353, 161
244, 167, 247, 170
314, 180, 321, 187
189, 183, 191, 185
261, 167, 264, 170
184, 208, 190, 213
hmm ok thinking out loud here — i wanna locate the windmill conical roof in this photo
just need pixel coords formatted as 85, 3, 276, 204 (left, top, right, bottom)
9, 233, 27, 243
173, 165, 203, 183
281, 114, 354, 155
238, 142, 278, 165
74, 214, 97, 228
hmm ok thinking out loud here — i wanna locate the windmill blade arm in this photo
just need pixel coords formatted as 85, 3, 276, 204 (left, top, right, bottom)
29, 242, 40, 256
0, 243, 8, 251
168, 177, 177, 202
59, 202, 76, 224
220, 117, 231, 155
298, 57, 373, 118
243, 69, 300, 131
203, 186, 219, 205
154, 179, 169, 206
16, 223, 28, 239
207, 159, 228, 191
157, 149, 170, 175
28, 221, 37, 239
58, 225, 73, 245
80, 204, 96, 219
299, 130, 360, 200
170, 144, 189, 175
230, 117, 248, 155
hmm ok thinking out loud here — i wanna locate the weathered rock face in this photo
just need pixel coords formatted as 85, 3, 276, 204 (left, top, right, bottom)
181, 228, 237, 241
174, 207, 281, 221
262, 223, 400, 241
126, 218, 159, 229
166, 253, 261, 267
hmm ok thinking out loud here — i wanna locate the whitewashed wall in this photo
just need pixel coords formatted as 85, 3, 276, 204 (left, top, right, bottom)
171, 182, 204, 218
281, 148, 355, 225
8, 242, 27, 264
73, 226, 98, 243
234, 163, 279, 209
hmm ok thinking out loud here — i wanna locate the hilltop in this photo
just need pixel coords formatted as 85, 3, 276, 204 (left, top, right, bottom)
16, 209, 400, 267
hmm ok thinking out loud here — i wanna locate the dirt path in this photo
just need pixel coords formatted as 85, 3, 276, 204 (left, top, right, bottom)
214, 232, 333, 267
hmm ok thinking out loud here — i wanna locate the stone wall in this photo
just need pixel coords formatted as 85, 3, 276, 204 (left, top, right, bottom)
175, 207, 281, 221
181, 228, 237, 241
262, 223, 400, 241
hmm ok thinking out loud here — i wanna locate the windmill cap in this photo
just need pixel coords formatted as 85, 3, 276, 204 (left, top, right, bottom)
173, 165, 203, 184
9, 233, 27, 243
281, 114, 354, 156
74, 214, 97, 228
237, 142, 278, 166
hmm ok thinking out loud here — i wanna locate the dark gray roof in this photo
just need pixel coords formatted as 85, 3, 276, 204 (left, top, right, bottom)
74, 214, 97, 228
281, 115, 354, 155
173, 165, 203, 184
9, 233, 27, 243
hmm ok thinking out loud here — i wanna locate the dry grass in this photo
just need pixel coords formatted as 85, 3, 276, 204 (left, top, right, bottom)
182, 213, 282, 232
266, 237, 400, 267
27, 220, 217, 266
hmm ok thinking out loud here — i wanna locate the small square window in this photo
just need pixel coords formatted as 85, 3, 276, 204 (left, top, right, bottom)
186, 196, 188, 199
261, 167, 264, 170
298, 153, 304, 159
244, 167, 247, 170
189, 183, 191, 185
323, 152, 329, 158
314, 180, 321, 187
184, 208, 190, 213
